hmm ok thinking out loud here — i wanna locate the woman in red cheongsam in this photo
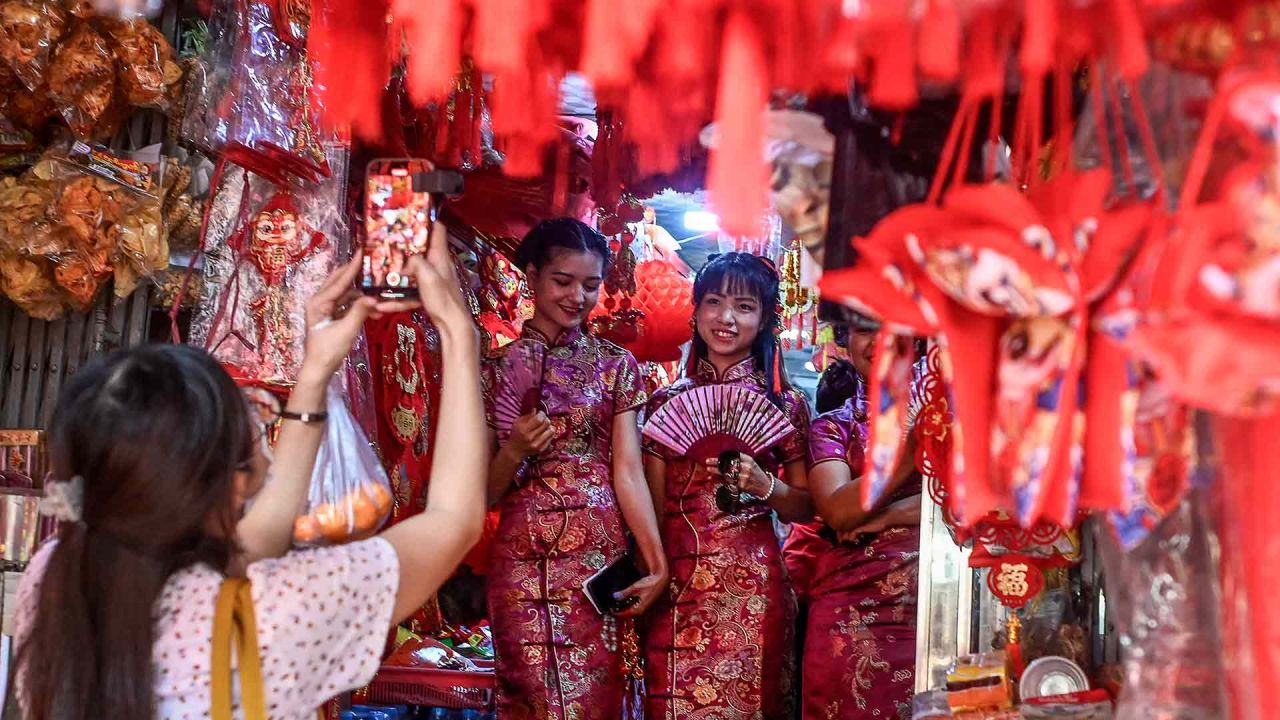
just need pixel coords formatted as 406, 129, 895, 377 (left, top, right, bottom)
803, 322, 922, 720
483, 219, 667, 720
643, 253, 813, 719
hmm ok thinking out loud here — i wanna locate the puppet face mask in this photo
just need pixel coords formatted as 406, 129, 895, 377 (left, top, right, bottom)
771, 156, 833, 263
250, 208, 301, 279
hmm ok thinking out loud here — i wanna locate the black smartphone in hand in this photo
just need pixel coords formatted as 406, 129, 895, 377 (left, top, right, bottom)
583, 553, 643, 615
361, 159, 464, 299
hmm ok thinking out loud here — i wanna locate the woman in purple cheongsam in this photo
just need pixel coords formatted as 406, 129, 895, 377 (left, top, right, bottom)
643, 253, 813, 719
803, 322, 922, 720
482, 219, 667, 720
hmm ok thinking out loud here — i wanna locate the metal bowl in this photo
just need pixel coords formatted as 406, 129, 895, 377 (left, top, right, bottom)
1019, 656, 1090, 701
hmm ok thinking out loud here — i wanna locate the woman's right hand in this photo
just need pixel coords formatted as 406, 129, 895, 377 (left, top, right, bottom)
506, 411, 555, 459
407, 222, 476, 345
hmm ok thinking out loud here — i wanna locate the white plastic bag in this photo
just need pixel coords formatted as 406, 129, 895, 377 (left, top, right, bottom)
292, 379, 393, 546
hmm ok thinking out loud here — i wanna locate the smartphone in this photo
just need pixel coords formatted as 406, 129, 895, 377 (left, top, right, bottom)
583, 552, 642, 615
362, 159, 435, 299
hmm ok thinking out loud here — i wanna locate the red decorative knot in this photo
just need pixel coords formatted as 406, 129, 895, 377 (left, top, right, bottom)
986, 555, 1046, 609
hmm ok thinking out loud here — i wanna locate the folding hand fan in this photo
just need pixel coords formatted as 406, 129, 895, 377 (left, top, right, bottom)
489, 341, 546, 441
642, 384, 796, 460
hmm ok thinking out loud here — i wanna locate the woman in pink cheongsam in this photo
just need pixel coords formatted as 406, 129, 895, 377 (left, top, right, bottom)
643, 253, 813, 719
483, 218, 667, 720
803, 322, 922, 720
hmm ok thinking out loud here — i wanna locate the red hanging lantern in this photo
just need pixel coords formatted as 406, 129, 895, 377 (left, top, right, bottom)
591, 259, 693, 363
624, 260, 693, 363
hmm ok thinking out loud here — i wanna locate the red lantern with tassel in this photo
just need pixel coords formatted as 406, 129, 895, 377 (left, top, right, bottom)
625, 260, 694, 363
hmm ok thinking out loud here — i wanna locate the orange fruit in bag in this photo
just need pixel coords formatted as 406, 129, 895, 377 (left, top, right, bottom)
315, 503, 350, 543
368, 482, 393, 517
351, 491, 379, 533
293, 515, 321, 544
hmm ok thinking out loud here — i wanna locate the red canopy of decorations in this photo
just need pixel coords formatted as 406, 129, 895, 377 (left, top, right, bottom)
304, 0, 1270, 240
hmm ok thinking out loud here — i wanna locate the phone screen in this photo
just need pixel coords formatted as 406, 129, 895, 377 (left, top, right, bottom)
362, 159, 434, 298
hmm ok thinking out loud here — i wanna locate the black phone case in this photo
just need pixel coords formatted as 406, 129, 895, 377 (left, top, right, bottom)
584, 553, 643, 615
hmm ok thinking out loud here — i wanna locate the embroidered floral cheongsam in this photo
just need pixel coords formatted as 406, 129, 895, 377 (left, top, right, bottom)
643, 357, 810, 720
803, 398, 920, 720
481, 325, 647, 720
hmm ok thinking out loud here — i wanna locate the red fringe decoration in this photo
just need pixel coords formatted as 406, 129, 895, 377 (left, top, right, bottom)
1109, 0, 1150, 80
1217, 412, 1280, 719
581, 0, 659, 88
918, 0, 960, 83
707, 12, 769, 239
867, 19, 918, 111
394, 0, 464, 105
310, 0, 391, 141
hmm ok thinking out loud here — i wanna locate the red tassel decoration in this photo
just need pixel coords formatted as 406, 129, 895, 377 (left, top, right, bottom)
939, 304, 1003, 523
1021, 0, 1057, 77
309, 0, 392, 141
581, 0, 659, 89
1079, 331, 1129, 510
1109, 0, 1150, 80
868, 19, 919, 111
581, 0, 627, 85
707, 12, 769, 239
472, 0, 546, 75
393, 0, 463, 105
918, 0, 960, 83
1217, 412, 1280, 719
772, 336, 785, 397
820, 16, 860, 88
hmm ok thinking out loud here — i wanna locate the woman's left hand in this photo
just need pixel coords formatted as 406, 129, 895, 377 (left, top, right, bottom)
704, 454, 773, 500
614, 567, 670, 617
299, 251, 418, 384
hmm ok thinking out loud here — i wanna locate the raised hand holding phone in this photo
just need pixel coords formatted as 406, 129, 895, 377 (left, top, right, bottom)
362, 159, 463, 300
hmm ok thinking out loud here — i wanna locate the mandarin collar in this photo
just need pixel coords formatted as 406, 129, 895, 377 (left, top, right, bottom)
521, 322, 584, 348
694, 356, 759, 383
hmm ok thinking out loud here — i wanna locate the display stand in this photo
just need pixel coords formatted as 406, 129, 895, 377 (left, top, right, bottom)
915, 493, 974, 693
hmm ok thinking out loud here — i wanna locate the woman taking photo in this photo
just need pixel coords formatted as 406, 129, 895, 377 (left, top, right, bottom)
803, 322, 922, 720
16, 223, 488, 720
643, 252, 812, 720
483, 218, 667, 720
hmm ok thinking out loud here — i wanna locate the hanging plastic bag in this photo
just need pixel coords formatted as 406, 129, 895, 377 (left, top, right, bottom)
1096, 484, 1229, 720
189, 142, 347, 390
292, 380, 393, 547
101, 17, 183, 112
0, 0, 67, 92
46, 22, 119, 140
30, 140, 166, 306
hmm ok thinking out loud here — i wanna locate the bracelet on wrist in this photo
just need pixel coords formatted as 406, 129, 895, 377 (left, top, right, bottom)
758, 472, 778, 502
279, 409, 328, 424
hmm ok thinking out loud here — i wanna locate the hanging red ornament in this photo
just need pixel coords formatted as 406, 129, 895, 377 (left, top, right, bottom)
706, 12, 769, 238
986, 555, 1047, 609
392, 0, 463, 104
309, 0, 390, 141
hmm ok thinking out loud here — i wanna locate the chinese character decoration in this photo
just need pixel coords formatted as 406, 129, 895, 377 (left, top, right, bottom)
986, 555, 1046, 678
366, 313, 445, 633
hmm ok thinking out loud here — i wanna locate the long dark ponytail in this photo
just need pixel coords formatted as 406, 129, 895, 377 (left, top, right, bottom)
17, 345, 253, 720
690, 252, 791, 405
